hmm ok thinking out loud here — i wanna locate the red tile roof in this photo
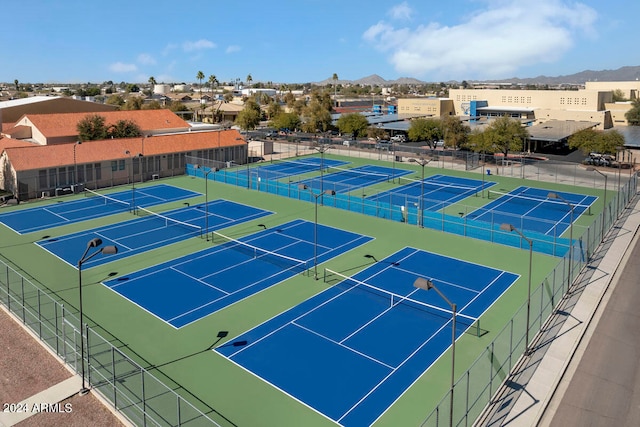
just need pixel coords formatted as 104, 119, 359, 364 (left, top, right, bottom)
15, 109, 190, 139
5, 130, 246, 171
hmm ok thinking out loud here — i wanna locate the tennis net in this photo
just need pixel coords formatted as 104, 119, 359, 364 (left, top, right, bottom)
324, 268, 481, 336
487, 190, 593, 210
84, 188, 131, 211
211, 230, 309, 275
324, 165, 391, 183
136, 206, 203, 238
398, 177, 481, 194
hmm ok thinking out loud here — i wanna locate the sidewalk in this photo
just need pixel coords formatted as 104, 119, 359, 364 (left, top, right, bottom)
476, 192, 640, 426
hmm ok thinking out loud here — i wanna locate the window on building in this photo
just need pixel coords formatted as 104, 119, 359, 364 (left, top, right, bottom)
86, 164, 93, 182
111, 161, 118, 172
38, 170, 47, 189
48, 169, 57, 188
119, 160, 125, 171
95, 163, 102, 180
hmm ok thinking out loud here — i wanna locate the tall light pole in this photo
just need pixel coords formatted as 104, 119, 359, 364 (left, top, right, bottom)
500, 223, 533, 353
125, 151, 143, 213
585, 167, 608, 242
548, 192, 574, 292
77, 238, 117, 395
314, 144, 331, 201
299, 184, 335, 280
196, 165, 214, 241
409, 157, 431, 228
413, 277, 456, 427
73, 141, 82, 187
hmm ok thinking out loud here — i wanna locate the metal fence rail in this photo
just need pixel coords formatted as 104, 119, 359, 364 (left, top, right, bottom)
0, 262, 224, 427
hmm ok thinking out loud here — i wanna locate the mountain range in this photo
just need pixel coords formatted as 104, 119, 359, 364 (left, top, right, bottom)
317, 65, 640, 86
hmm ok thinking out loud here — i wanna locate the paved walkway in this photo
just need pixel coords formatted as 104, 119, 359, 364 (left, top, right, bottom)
476, 190, 640, 426
0, 377, 80, 426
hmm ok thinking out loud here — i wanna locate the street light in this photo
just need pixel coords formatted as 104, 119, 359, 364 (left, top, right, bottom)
73, 141, 82, 186
196, 164, 214, 241
77, 238, 117, 395
585, 167, 608, 242
413, 277, 456, 427
548, 192, 574, 292
500, 223, 533, 353
299, 184, 335, 280
125, 151, 143, 213
409, 157, 431, 228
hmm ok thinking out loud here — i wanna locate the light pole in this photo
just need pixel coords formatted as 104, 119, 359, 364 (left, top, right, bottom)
413, 277, 456, 427
77, 238, 117, 395
409, 157, 431, 228
125, 151, 143, 213
73, 141, 82, 186
196, 165, 214, 241
500, 223, 533, 353
548, 192, 574, 292
585, 167, 608, 242
314, 144, 331, 202
299, 184, 335, 280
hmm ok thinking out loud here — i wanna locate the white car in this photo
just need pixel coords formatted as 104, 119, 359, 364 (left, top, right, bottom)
391, 135, 406, 142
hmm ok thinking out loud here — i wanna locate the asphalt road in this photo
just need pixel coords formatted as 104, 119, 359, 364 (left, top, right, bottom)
548, 227, 640, 426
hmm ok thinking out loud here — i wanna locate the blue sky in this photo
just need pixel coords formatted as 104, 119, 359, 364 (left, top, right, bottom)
2, 0, 637, 84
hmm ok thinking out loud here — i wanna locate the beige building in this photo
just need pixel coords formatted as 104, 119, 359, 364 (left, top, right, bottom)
397, 98, 455, 118
585, 81, 640, 100
448, 88, 613, 129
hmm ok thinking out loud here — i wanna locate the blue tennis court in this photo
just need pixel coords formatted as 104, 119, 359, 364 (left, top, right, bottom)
216, 247, 519, 427
0, 184, 200, 234
468, 186, 597, 235
36, 200, 271, 269
253, 158, 348, 178
295, 165, 413, 193
367, 174, 494, 209
103, 219, 373, 328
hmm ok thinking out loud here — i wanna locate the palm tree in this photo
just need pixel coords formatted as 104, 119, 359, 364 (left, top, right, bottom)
196, 71, 205, 99
148, 76, 157, 96
246, 74, 253, 97
208, 74, 219, 123
196, 71, 205, 121
332, 73, 339, 108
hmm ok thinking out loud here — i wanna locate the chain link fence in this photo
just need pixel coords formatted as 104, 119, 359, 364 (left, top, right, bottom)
0, 262, 227, 427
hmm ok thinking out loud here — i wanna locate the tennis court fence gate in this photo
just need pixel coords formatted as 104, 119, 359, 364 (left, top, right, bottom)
0, 262, 225, 427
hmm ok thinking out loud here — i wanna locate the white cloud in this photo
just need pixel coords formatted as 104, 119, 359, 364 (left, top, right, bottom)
389, 2, 413, 21
182, 39, 216, 52
137, 53, 156, 65
109, 62, 138, 73
226, 45, 241, 54
363, 0, 598, 79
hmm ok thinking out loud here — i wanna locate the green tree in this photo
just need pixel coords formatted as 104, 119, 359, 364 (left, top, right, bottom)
235, 98, 261, 130
569, 128, 625, 155
612, 89, 626, 102
126, 83, 140, 93
77, 114, 108, 141
142, 100, 162, 110
408, 118, 442, 144
108, 119, 142, 138
441, 116, 470, 150
123, 97, 143, 110
105, 94, 125, 107
266, 101, 282, 120
301, 96, 332, 132
625, 98, 640, 125
168, 101, 189, 113
246, 73, 253, 87
270, 112, 301, 131
482, 116, 529, 156
463, 128, 494, 153
336, 113, 369, 138
14, 79, 19, 91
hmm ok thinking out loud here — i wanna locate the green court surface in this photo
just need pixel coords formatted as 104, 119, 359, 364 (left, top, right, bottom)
0, 153, 612, 427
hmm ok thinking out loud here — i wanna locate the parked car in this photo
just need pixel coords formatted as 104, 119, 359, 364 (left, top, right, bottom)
391, 135, 406, 143
375, 140, 391, 150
